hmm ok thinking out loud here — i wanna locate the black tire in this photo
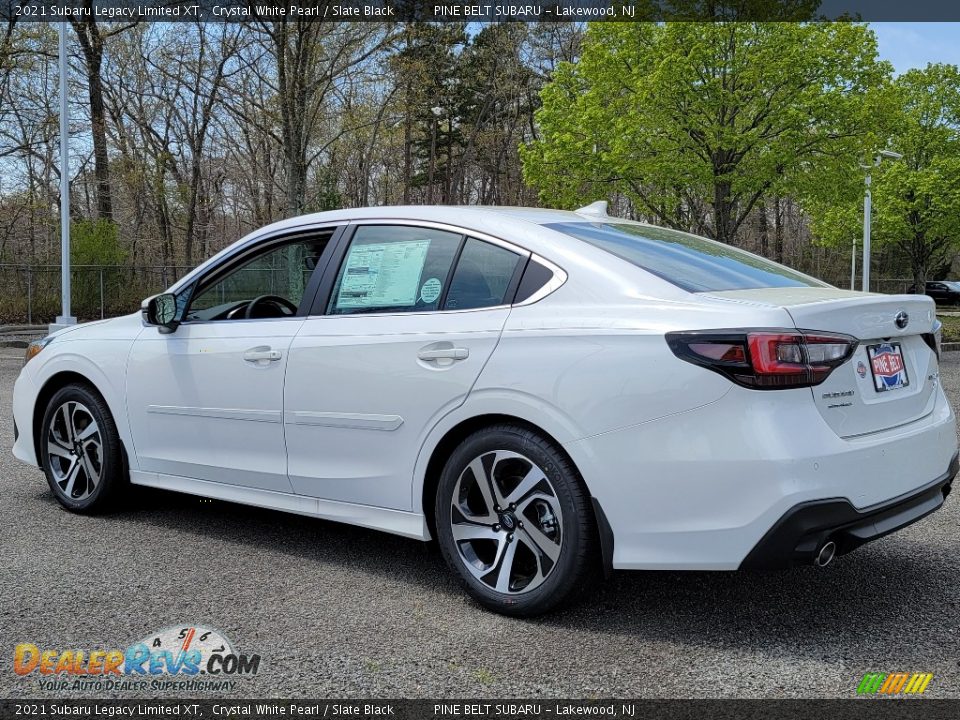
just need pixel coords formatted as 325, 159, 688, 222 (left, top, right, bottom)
40, 383, 125, 514
435, 423, 599, 616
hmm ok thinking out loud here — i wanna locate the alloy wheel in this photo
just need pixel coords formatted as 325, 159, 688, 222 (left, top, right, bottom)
47, 400, 103, 501
450, 450, 564, 594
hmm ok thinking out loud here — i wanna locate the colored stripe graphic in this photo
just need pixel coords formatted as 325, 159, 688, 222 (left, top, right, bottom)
880, 673, 909, 694
858, 672, 932, 694
904, 674, 934, 694
857, 673, 886, 694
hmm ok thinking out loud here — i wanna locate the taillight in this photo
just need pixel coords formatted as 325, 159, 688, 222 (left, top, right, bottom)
666, 329, 858, 389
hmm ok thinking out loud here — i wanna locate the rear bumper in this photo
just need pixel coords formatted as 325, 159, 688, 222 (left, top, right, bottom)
741, 451, 958, 569
564, 380, 957, 570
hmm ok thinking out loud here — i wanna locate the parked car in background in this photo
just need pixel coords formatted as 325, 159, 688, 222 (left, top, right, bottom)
11, 204, 958, 616
908, 281, 960, 305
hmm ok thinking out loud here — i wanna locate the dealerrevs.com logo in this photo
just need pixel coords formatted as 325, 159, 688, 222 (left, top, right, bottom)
14, 625, 261, 692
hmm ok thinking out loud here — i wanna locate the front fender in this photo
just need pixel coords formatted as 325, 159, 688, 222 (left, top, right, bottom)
29, 339, 139, 471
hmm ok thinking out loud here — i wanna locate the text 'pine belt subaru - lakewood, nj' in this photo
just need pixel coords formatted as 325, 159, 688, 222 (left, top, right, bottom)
12, 202, 957, 616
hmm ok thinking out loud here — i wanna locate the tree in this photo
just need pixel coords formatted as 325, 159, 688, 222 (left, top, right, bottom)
390, 23, 468, 203
457, 24, 541, 204
70, 14, 134, 221
522, 22, 888, 245
145, 23, 242, 264
251, 18, 388, 217
807, 64, 960, 290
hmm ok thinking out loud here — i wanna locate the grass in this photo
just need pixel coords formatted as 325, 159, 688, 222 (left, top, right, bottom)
473, 668, 496, 685
938, 314, 960, 343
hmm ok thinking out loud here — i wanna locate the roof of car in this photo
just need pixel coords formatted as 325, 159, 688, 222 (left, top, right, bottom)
262, 204, 605, 231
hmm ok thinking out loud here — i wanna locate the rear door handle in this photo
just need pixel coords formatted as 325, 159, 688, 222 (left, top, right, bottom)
417, 347, 469, 361
244, 346, 282, 363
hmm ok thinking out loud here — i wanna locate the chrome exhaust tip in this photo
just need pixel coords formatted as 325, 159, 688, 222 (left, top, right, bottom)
815, 541, 836, 567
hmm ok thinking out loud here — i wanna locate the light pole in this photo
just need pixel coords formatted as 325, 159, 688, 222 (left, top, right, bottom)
860, 149, 903, 293
427, 106, 441, 204
51, 21, 76, 332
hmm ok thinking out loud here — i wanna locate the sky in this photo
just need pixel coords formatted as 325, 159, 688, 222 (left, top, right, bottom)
870, 23, 960, 74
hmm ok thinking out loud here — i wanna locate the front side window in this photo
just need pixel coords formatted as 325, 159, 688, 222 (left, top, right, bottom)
546, 222, 826, 293
328, 226, 462, 315
186, 234, 331, 321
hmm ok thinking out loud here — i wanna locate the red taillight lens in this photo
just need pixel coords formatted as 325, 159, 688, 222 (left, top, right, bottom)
666, 329, 857, 390
687, 342, 747, 363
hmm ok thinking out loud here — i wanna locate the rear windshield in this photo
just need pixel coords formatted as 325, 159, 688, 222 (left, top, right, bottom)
545, 222, 826, 292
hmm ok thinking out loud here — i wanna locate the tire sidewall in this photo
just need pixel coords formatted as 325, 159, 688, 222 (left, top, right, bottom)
41, 384, 121, 513
435, 426, 588, 615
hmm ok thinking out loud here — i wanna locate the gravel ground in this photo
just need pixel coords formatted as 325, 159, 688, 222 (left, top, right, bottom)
1, 349, 959, 700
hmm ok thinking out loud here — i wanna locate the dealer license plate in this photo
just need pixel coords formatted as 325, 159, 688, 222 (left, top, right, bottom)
867, 342, 909, 392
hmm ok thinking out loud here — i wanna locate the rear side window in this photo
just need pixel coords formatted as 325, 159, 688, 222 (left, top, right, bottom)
546, 222, 825, 292
445, 239, 522, 310
329, 225, 461, 315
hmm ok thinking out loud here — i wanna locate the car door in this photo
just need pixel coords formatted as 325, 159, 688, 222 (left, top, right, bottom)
284, 222, 528, 510
126, 227, 341, 492
927, 283, 947, 302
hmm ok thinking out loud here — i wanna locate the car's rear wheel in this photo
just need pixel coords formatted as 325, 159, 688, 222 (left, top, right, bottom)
41, 383, 124, 513
435, 424, 598, 616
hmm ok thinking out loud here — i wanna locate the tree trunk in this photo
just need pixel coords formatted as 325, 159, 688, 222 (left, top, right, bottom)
275, 22, 309, 218
712, 178, 734, 245
913, 267, 928, 295
910, 233, 930, 295
72, 17, 113, 221
758, 199, 769, 258
184, 159, 202, 266
774, 196, 784, 264
403, 84, 412, 204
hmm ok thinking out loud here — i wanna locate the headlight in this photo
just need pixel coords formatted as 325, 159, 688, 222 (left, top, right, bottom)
23, 336, 53, 366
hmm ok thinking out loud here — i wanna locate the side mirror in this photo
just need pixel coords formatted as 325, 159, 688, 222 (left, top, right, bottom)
142, 293, 180, 333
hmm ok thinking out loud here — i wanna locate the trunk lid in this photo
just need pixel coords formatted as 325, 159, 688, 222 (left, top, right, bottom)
702, 288, 939, 437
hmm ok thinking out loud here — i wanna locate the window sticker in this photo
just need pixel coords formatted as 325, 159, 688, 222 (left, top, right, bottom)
336, 240, 431, 309
420, 277, 442, 304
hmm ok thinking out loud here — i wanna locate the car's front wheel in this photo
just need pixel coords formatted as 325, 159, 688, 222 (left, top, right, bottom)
435, 424, 598, 616
41, 383, 125, 513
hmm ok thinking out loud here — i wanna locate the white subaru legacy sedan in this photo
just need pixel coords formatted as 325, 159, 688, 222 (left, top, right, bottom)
12, 204, 958, 615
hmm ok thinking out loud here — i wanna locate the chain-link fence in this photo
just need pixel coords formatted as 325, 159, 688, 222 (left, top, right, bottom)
0, 263, 930, 325
0, 265, 192, 324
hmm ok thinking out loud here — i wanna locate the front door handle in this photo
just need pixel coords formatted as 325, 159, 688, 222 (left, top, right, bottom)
418, 347, 469, 361
244, 346, 282, 363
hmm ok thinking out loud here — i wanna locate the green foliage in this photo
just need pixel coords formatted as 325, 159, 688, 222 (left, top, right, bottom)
391, 23, 470, 198
807, 64, 960, 287
68, 219, 129, 318
70, 218, 127, 266
523, 21, 889, 244
307, 166, 343, 213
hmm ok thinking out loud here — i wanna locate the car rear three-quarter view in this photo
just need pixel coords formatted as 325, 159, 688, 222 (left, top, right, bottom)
11, 204, 958, 617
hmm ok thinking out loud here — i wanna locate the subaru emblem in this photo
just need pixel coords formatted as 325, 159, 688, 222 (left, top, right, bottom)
895, 311, 909, 329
